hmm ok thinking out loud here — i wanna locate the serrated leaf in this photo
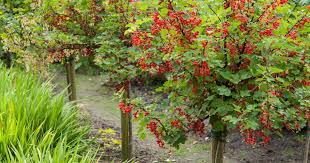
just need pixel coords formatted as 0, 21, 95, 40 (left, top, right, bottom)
240, 90, 250, 97
244, 120, 259, 130
223, 115, 239, 125
217, 86, 231, 96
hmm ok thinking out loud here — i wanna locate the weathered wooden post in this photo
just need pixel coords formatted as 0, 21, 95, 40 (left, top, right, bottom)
210, 115, 227, 163
121, 81, 132, 161
65, 56, 77, 102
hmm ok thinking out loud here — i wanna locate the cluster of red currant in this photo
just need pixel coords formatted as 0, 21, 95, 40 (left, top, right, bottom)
119, 101, 134, 113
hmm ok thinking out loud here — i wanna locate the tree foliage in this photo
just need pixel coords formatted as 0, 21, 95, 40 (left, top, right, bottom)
95, 0, 138, 83
42, 0, 104, 63
128, 0, 309, 147
0, 0, 45, 70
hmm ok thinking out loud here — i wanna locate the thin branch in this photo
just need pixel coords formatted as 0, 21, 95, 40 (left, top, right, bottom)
285, 12, 309, 36
207, 4, 222, 22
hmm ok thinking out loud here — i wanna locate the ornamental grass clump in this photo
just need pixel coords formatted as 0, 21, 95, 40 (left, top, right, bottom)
0, 67, 96, 162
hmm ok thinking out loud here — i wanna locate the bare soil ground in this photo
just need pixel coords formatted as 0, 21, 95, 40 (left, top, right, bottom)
225, 131, 308, 163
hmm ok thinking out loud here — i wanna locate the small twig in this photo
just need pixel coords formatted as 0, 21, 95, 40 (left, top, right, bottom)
207, 4, 222, 22
285, 12, 309, 36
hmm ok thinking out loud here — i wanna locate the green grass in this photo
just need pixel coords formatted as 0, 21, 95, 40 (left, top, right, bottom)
0, 67, 96, 162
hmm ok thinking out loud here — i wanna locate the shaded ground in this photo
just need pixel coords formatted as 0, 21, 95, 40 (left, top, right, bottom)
225, 131, 308, 163
52, 73, 308, 163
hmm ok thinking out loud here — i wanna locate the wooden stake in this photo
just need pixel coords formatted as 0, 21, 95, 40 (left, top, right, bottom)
121, 81, 132, 161
212, 138, 225, 163
65, 60, 72, 101
69, 57, 77, 101
304, 120, 310, 163
210, 116, 227, 163
121, 111, 130, 161
65, 57, 77, 102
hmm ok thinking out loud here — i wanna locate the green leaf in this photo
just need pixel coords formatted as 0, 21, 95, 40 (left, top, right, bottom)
219, 71, 240, 84
244, 119, 259, 130
159, 8, 168, 16
160, 29, 169, 40
138, 132, 147, 140
269, 67, 284, 74
217, 86, 231, 96
240, 90, 250, 97
223, 115, 239, 125
239, 70, 252, 80
138, 3, 149, 11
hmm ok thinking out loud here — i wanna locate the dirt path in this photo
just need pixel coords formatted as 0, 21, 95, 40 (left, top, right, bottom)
77, 75, 120, 123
